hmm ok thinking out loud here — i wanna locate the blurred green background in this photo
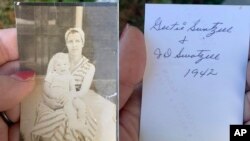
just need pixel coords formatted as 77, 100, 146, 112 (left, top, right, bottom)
0, 0, 96, 29
1, 0, 250, 30
0, 0, 15, 28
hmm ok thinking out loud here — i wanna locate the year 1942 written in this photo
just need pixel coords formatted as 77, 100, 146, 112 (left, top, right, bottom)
184, 68, 218, 78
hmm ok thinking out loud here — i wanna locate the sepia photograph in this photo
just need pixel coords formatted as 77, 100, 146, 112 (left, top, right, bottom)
15, 2, 117, 141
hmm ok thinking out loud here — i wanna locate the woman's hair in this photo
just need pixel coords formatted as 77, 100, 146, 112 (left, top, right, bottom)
65, 27, 85, 43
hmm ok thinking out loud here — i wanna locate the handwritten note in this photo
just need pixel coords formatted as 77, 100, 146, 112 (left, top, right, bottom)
140, 4, 250, 141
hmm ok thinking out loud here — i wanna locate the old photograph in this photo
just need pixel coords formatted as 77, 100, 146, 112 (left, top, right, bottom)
15, 2, 117, 141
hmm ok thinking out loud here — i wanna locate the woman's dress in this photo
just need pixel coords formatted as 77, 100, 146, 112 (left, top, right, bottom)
31, 53, 116, 141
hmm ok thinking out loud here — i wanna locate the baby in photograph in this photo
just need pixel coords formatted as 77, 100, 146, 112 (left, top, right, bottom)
44, 57, 83, 129
32, 53, 96, 141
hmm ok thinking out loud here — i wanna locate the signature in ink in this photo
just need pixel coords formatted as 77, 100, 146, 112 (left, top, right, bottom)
150, 17, 186, 31
187, 19, 233, 37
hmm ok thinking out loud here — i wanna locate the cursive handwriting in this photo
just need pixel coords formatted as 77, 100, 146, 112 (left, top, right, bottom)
154, 48, 220, 64
150, 17, 233, 38
174, 47, 220, 64
154, 48, 172, 59
150, 17, 186, 31
187, 19, 233, 37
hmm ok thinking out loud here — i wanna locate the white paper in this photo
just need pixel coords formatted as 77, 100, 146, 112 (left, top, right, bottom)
140, 4, 250, 141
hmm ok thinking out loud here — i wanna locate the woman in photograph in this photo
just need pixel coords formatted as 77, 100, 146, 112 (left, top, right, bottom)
31, 28, 116, 141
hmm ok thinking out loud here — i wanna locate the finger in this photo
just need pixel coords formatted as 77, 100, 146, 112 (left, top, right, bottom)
0, 61, 20, 75
247, 60, 250, 92
0, 117, 8, 141
58, 102, 63, 108
248, 45, 250, 60
5, 105, 20, 124
54, 100, 63, 109
60, 96, 67, 104
9, 123, 20, 141
247, 61, 250, 88
119, 24, 146, 109
0, 28, 18, 65
58, 96, 65, 105
246, 81, 249, 92
245, 121, 250, 125
244, 91, 250, 123
0, 71, 35, 111
120, 84, 142, 141
0, 104, 20, 141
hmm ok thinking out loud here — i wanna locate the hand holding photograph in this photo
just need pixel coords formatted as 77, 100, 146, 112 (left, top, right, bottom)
15, 2, 117, 141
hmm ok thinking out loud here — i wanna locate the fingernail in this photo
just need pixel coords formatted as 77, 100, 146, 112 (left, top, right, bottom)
120, 23, 129, 40
11, 70, 35, 81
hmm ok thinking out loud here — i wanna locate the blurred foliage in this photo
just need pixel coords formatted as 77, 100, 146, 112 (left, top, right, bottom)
1, 0, 226, 29
0, 0, 96, 29
120, 0, 224, 34
120, 0, 147, 35
21, 0, 95, 2
0, 0, 15, 28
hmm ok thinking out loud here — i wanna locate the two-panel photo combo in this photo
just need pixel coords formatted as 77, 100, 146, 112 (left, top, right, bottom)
1, 1, 250, 141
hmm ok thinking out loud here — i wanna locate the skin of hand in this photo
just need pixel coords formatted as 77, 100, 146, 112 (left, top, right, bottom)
119, 24, 146, 141
0, 28, 35, 141
42, 93, 64, 110
119, 24, 250, 141
57, 92, 68, 105
43, 81, 66, 110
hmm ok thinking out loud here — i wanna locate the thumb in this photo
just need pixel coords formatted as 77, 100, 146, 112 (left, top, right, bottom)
119, 24, 146, 109
0, 71, 35, 111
